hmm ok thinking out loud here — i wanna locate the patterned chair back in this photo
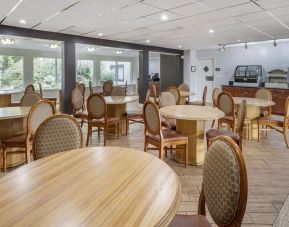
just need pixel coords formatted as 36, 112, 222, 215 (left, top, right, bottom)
217, 92, 235, 116
103, 81, 114, 95
212, 88, 222, 107
111, 86, 125, 96
255, 88, 272, 100
28, 99, 56, 135
201, 86, 208, 106
33, 114, 82, 160
202, 136, 248, 226
20, 92, 41, 107
24, 84, 35, 94
167, 86, 180, 104
87, 93, 106, 119
143, 101, 161, 136
76, 82, 85, 97
72, 88, 84, 112
89, 81, 94, 94
178, 83, 190, 92
236, 100, 247, 136
159, 92, 176, 107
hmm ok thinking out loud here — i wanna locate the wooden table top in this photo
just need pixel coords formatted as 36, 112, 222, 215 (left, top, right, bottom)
104, 96, 138, 104
160, 105, 224, 121
179, 91, 195, 97
233, 97, 275, 107
0, 107, 30, 120
0, 147, 181, 227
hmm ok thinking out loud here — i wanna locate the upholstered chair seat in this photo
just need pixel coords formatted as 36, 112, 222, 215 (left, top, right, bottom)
206, 129, 239, 144
74, 111, 88, 118
169, 214, 211, 227
91, 117, 120, 124
4, 134, 31, 144
148, 129, 187, 142
258, 115, 284, 127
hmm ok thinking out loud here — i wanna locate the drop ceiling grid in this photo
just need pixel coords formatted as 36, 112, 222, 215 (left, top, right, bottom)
0, 0, 289, 49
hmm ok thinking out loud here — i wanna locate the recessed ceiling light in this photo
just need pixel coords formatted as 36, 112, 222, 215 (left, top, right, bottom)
87, 47, 96, 52
114, 50, 123, 54
19, 19, 26, 24
178, 45, 182, 48
161, 14, 168, 21
1, 38, 15, 45
237, 39, 242, 42
145, 40, 150, 43
48, 43, 60, 49
208, 29, 214, 34
98, 33, 103, 37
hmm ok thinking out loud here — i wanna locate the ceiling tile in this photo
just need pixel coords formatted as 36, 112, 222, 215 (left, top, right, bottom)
143, 0, 196, 10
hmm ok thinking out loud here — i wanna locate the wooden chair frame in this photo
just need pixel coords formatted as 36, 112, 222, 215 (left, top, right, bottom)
86, 93, 120, 146
198, 136, 248, 227
24, 84, 35, 94
258, 97, 289, 148
217, 91, 236, 132
2, 100, 56, 171
72, 88, 87, 127
143, 101, 188, 167
102, 81, 114, 96
33, 114, 82, 160
211, 87, 222, 128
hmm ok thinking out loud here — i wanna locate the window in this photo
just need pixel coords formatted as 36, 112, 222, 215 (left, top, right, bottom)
100, 61, 131, 84
0, 55, 24, 90
76, 60, 93, 86
33, 57, 62, 89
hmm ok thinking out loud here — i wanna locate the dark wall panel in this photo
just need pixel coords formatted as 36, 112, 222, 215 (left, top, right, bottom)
139, 50, 149, 103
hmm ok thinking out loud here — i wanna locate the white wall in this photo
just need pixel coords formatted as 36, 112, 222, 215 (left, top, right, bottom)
149, 58, 160, 75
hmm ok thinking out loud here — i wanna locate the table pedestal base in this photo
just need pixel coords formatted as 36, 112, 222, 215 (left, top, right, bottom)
107, 104, 127, 135
240, 106, 260, 140
0, 94, 11, 107
175, 119, 205, 166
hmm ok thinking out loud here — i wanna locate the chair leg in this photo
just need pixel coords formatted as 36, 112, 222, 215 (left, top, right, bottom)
2, 144, 6, 172
117, 123, 120, 139
283, 129, 289, 148
159, 146, 164, 160
165, 147, 167, 157
104, 125, 107, 146
185, 143, 188, 168
211, 120, 215, 128
126, 118, 129, 135
80, 119, 84, 128
144, 139, 148, 152
257, 121, 260, 142
86, 124, 91, 146
98, 127, 100, 138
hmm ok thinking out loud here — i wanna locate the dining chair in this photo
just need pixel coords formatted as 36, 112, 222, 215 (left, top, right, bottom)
143, 101, 188, 167
149, 83, 159, 105
20, 92, 42, 107
89, 81, 94, 94
86, 93, 120, 146
206, 100, 246, 152
217, 91, 236, 132
258, 96, 289, 148
2, 100, 56, 171
167, 86, 180, 105
178, 83, 190, 103
211, 88, 222, 128
124, 80, 128, 95
33, 114, 82, 160
169, 136, 248, 227
72, 88, 87, 127
159, 92, 177, 131
255, 88, 272, 116
38, 83, 57, 104
111, 86, 126, 96
76, 82, 86, 109
188, 86, 207, 106
24, 84, 35, 94
102, 81, 114, 96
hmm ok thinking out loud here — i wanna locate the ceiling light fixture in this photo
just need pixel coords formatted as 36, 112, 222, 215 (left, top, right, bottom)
237, 39, 242, 42
114, 50, 123, 54
273, 39, 277, 47
87, 47, 96, 52
1, 38, 15, 45
161, 14, 168, 21
145, 40, 150, 43
208, 29, 214, 34
48, 43, 60, 49
178, 45, 182, 48
19, 19, 26, 24
245, 42, 248, 49
98, 33, 103, 37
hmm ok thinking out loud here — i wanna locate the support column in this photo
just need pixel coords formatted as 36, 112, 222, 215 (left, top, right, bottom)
139, 50, 149, 103
61, 41, 76, 114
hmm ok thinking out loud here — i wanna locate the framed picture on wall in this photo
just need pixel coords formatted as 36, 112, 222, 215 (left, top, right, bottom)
191, 66, 196, 72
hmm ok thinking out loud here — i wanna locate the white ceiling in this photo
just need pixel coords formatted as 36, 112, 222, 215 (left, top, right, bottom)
1, 0, 289, 50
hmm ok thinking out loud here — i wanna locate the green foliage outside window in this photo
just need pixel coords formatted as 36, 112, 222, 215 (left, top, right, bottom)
77, 60, 93, 86
0, 55, 23, 89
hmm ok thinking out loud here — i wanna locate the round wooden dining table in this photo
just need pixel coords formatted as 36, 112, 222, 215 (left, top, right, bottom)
0, 107, 30, 167
178, 91, 195, 105
160, 105, 224, 166
233, 97, 275, 139
104, 96, 138, 134
0, 147, 181, 227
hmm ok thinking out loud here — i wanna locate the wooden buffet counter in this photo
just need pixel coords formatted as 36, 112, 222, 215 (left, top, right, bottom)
222, 85, 289, 115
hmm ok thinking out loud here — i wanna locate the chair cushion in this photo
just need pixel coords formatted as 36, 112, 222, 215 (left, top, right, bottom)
127, 112, 143, 119
4, 134, 27, 144
206, 129, 239, 144
259, 115, 284, 126
169, 214, 211, 227
92, 117, 120, 124
148, 129, 187, 142
220, 115, 234, 121
75, 111, 88, 118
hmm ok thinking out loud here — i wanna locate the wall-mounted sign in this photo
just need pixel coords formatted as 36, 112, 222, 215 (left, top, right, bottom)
215, 68, 221, 71
191, 66, 196, 72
